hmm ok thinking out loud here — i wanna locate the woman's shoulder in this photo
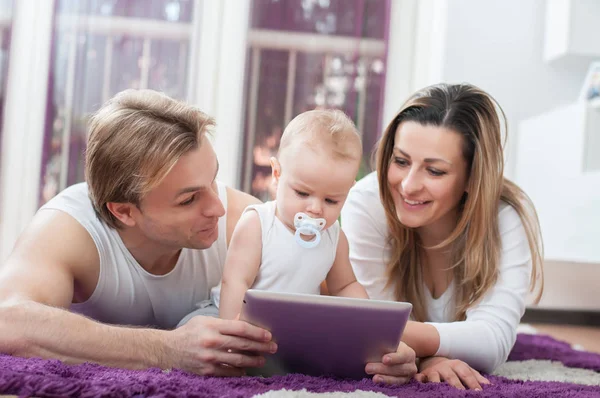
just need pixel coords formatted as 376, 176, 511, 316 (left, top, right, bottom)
497, 201, 526, 233
349, 171, 380, 198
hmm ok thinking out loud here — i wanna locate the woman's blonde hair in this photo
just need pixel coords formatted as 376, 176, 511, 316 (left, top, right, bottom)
85, 89, 215, 229
376, 83, 544, 321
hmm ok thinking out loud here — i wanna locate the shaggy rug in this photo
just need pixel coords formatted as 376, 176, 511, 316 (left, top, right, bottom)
1, 333, 599, 397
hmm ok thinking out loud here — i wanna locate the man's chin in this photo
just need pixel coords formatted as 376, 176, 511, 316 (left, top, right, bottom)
186, 239, 216, 250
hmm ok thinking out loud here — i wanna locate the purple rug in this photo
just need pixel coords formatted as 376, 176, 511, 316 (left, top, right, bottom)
1, 334, 600, 397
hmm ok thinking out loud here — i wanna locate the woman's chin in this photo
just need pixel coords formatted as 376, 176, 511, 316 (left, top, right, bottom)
395, 211, 424, 229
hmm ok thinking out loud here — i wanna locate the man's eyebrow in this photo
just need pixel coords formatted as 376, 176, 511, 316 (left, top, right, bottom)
393, 147, 452, 165
174, 160, 220, 199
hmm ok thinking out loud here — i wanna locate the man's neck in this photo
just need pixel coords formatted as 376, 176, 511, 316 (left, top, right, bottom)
117, 228, 181, 275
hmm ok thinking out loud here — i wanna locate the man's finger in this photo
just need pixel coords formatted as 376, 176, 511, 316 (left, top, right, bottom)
210, 364, 246, 377
221, 335, 277, 354
217, 319, 272, 342
212, 350, 266, 369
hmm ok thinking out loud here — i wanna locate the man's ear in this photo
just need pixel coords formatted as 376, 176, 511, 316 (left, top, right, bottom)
106, 202, 139, 227
270, 157, 281, 182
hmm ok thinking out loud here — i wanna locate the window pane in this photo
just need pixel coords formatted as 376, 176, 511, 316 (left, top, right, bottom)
40, 0, 195, 204
241, 0, 390, 199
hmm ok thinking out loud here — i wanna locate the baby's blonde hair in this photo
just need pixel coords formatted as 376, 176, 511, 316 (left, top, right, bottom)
278, 109, 362, 163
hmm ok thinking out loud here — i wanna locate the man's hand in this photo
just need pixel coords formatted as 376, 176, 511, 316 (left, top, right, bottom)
365, 341, 417, 384
167, 316, 277, 376
415, 356, 490, 390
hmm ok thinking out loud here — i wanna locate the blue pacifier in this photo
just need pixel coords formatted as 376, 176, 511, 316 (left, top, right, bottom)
294, 212, 326, 249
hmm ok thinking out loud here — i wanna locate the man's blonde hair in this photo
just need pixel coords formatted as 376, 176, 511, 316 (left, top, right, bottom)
278, 109, 362, 163
85, 89, 215, 229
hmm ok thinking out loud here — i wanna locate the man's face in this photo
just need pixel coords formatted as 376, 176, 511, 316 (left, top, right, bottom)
132, 137, 226, 250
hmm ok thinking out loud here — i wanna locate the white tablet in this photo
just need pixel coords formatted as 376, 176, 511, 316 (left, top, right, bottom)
240, 289, 412, 379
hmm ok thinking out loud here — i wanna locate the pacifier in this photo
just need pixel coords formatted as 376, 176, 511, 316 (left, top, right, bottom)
294, 212, 326, 249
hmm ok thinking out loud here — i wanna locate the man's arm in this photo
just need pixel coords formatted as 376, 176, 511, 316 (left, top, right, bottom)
225, 186, 261, 245
0, 209, 275, 375
0, 209, 168, 368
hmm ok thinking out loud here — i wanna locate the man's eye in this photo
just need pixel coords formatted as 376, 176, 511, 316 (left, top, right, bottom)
180, 195, 196, 206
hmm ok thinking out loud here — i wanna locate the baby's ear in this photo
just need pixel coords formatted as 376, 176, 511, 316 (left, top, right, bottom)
270, 157, 281, 181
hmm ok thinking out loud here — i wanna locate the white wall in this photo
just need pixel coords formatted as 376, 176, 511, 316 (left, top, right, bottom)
428, 0, 600, 310
438, 0, 591, 179
515, 102, 600, 264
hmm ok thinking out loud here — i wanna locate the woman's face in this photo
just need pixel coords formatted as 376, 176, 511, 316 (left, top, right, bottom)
387, 121, 469, 238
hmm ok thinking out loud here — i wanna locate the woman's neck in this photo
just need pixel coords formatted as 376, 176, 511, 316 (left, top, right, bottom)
417, 207, 460, 248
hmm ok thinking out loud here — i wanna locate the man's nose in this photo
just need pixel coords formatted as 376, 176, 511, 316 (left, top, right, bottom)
202, 188, 226, 218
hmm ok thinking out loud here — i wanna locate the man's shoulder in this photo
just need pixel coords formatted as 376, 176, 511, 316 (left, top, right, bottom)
225, 186, 261, 210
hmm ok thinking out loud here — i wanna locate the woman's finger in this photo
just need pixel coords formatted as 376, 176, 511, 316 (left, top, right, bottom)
473, 369, 491, 385
438, 367, 465, 390
426, 371, 441, 383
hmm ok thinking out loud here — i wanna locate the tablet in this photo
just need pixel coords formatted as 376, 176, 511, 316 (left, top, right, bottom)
240, 289, 412, 379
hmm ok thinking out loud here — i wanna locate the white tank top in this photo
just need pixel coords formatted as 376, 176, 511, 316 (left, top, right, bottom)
39, 182, 228, 329
246, 201, 340, 295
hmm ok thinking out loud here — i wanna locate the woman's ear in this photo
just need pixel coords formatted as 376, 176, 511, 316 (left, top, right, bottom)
270, 157, 281, 181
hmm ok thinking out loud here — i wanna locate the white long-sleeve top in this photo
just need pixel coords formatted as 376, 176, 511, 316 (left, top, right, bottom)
340, 172, 532, 373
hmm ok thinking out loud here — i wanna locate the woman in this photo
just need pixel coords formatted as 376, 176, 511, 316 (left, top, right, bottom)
341, 83, 544, 390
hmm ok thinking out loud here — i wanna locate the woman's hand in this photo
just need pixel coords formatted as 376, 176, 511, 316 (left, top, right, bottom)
365, 342, 418, 384
415, 356, 490, 390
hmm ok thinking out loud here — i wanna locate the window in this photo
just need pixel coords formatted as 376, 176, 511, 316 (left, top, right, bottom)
40, 0, 195, 204
240, 0, 390, 201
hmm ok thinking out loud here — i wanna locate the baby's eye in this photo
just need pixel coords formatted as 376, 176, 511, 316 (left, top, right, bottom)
295, 190, 309, 197
325, 198, 339, 205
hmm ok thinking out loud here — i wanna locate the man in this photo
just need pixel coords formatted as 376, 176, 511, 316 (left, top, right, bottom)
0, 89, 416, 383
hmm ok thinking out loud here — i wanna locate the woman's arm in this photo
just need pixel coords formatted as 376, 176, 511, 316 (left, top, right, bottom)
424, 205, 532, 373
340, 175, 394, 300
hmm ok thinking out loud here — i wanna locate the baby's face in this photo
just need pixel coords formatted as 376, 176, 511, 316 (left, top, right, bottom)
273, 148, 359, 232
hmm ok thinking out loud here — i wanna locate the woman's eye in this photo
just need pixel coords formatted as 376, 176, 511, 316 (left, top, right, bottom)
295, 190, 309, 197
394, 157, 408, 166
428, 168, 446, 177
180, 195, 196, 206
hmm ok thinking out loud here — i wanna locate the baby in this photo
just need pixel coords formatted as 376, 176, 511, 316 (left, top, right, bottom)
218, 109, 369, 320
